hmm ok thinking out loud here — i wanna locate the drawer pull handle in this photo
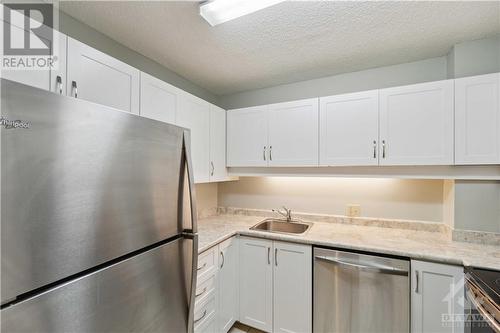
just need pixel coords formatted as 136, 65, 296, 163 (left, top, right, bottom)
194, 310, 207, 324
71, 81, 78, 98
195, 287, 207, 298
197, 262, 207, 271
220, 251, 225, 269
56, 75, 63, 95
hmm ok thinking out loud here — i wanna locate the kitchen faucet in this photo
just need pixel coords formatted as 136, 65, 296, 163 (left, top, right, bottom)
273, 206, 292, 222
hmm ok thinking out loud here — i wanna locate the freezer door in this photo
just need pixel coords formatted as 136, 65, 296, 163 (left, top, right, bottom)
1, 235, 196, 333
1, 79, 187, 303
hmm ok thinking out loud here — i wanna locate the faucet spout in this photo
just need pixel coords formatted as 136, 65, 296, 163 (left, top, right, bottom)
272, 206, 292, 222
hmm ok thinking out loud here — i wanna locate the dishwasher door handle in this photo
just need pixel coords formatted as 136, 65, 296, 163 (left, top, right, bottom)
315, 255, 408, 276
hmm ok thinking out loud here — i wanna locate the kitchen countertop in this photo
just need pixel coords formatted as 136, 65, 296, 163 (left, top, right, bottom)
198, 214, 500, 271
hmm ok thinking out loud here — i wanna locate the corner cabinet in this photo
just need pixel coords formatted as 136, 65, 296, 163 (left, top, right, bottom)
379, 80, 454, 165
67, 37, 140, 114
227, 99, 319, 167
411, 260, 464, 333
177, 94, 211, 183
209, 106, 231, 182
239, 237, 312, 333
455, 73, 500, 165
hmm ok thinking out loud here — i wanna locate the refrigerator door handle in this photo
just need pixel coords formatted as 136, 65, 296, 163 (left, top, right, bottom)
180, 130, 198, 333
181, 130, 198, 234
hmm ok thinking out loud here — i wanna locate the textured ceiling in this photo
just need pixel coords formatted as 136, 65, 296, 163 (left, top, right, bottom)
59, 1, 500, 96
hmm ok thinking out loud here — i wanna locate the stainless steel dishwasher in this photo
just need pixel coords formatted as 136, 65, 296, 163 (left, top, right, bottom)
314, 248, 410, 333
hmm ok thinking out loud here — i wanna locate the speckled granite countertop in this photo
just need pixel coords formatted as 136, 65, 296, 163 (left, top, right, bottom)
198, 214, 500, 271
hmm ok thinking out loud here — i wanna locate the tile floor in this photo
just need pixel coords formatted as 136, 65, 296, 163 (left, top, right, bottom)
228, 322, 265, 333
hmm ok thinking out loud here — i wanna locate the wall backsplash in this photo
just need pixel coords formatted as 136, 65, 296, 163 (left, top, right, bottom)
217, 177, 445, 222
454, 180, 500, 233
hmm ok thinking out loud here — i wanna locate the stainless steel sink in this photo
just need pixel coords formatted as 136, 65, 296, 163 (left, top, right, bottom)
250, 218, 312, 235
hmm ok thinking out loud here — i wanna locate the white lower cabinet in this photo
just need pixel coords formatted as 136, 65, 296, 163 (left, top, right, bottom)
239, 237, 312, 333
411, 260, 465, 333
195, 237, 239, 333
218, 237, 239, 332
273, 241, 312, 333
239, 237, 273, 332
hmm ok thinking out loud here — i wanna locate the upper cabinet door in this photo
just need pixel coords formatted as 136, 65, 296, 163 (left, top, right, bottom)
177, 94, 210, 183
319, 91, 379, 166
209, 105, 229, 182
139, 72, 178, 124
455, 73, 500, 165
0, 17, 67, 95
67, 37, 140, 114
227, 106, 269, 167
268, 98, 319, 166
379, 80, 454, 165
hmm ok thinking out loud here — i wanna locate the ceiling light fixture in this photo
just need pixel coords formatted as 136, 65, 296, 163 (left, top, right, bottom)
200, 0, 286, 26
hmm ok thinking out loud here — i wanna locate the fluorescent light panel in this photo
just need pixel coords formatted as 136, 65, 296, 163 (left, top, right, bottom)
200, 0, 286, 26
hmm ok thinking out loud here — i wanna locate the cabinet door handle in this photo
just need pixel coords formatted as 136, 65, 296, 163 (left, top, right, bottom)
275, 248, 278, 266
194, 310, 207, 324
197, 262, 206, 271
71, 81, 78, 98
267, 247, 271, 265
373, 140, 377, 158
195, 287, 207, 298
210, 161, 214, 176
263, 146, 266, 161
56, 75, 63, 95
382, 140, 386, 159
220, 251, 225, 269
414, 270, 419, 293
269, 146, 273, 161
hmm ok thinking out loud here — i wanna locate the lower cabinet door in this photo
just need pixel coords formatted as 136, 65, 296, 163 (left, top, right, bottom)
411, 260, 465, 333
239, 237, 273, 332
273, 241, 312, 333
218, 237, 239, 333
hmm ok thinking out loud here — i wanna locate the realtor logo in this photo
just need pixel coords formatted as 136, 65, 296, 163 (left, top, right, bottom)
1, 3, 58, 70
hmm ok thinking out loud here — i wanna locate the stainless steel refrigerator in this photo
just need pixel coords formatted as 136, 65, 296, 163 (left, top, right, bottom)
1, 78, 198, 332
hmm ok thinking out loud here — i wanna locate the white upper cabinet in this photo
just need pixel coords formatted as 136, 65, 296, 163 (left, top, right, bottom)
268, 98, 319, 166
0, 20, 67, 95
320, 91, 379, 166
139, 72, 179, 124
273, 241, 312, 333
239, 237, 273, 332
209, 105, 230, 182
67, 37, 140, 114
379, 80, 454, 165
455, 73, 500, 165
411, 260, 464, 333
227, 106, 269, 167
177, 93, 210, 183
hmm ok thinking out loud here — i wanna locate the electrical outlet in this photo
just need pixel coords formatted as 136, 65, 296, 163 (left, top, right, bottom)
346, 204, 361, 217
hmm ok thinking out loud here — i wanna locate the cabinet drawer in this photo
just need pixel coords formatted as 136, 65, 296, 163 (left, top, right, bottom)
194, 294, 217, 331
195, 273, 216, 306
197, 247, 217, 282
